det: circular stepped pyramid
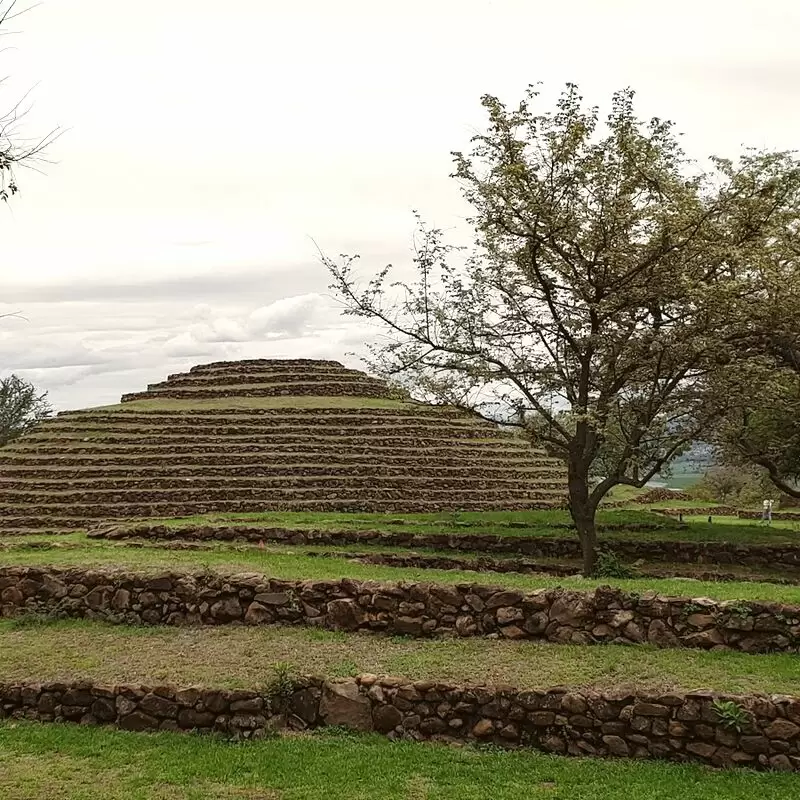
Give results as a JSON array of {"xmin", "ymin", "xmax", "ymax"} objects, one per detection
[{"xmin": 0, "ymin": 359, "xmax": 567, "ymax": 532}]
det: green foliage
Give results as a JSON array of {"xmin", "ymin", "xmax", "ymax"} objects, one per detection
[
  {"xmin": 325, "ymin": 80, "xmax": 800, "ymax": 574},
  {"xmin": 263, "ymin": 661, "xmax": 296, "ymax": 700},
  {"xmin": 711, "ymin": 699, "xmax": 750, "ymax": 732},
  {"xmin": 7, "ymin": 610, "xmax": 56, "ymax": 630},
  {"xmin": 591, "ymin": 549, "xmax": 636, "ymax": 579},
  {"xmin": 691, "ymin": 466, "xmax": 775, "ymax": 508},
  {"xmin": 681, "ymin": 603, "xmax": 706, "ymax": 617},
  {"xmin": 723, "ymin": 602, "xmax": 752, "ymax": 619},
  {"xmin": 329, "ymin": 659, "xmax": 359, "ymax": 677},
  {"xmin": 0, "ymin": 375, "xmax": 52, "ymax": 448}
]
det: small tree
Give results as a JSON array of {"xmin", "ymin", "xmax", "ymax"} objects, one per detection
[
  {"xmin": 692, "ymin": 465, "xmax": 773, "ymax": 507},
  {"xmin": 325, "ymin": 84, "xmax": 800, "ymax": 574},
  {"xmin": 0, "ymin": 374, "xmax": 52, "ymax": 446}
]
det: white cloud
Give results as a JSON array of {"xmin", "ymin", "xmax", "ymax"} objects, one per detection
[
  {"xmin": 1, "ymin": 0, "xmax": 797, "ymax": 408},
  {"xmin": 247, "ymin": 294, "xmax": 326, "ymax": 337}
]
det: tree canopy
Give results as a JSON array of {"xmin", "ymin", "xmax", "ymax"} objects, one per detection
[
  {"xmin": 325, "ymin": 83, "xmax": 800, "ymax": 574},
  {"xmin": 0, "ymin": 374, "xmax": 52, "ymax": 447}
]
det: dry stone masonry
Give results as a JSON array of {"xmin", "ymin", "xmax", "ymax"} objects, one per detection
[
  {"xmin": 0, "ymin": 359, "xmax": 566, "ymax": 532},
  {"xmin": 1, "ymin": 566, "xmax": 798, "ymax": 654},
  {"xmin": 2, "ymin": 676, "xmax": 799, "ymax": 771}
]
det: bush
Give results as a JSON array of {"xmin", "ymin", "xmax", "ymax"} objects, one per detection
[
  {"xmin": 691, "ymin": 466, "xmax": 774, "ymax": 508},
  {"xmin": 592, "ymin": 549, "xmax": 637, "ymax": 579}
]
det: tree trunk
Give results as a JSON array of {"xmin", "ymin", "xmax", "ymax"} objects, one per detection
[{"xmin": 567, "ymin": 470, "xmax": 598, "ymax": 576}]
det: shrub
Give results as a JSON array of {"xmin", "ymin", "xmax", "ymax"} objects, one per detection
[
  {"xmin": 712, "ymin": 699, "xmax": 750, "ymax": 732},
  {"xmin": 264, "ymin": 661, "xmax": 296, "ymax": 700},
  {"xmin": 592, "ymin": 549, "xmax": 637, "ymax": 579}
]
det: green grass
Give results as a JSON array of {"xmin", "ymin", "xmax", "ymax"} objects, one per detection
[
  {"xmin": 2, "ymin": 541, "xmax": 800, "ymax": 604},
  {"xmin": 0, "ymin": 721, "xmax": 797, "ymax": 799},
  {"xmin": 633, "ymin": 500, "xmax": 725, "ymax": 510},
  {"xmin": 119, "ymin": 508, "xmax": 800, "ymax": 545},
  {"xmin": 2, "ymin": 534, "xmax": 797, "ymax": 586},
  {"xmin": 1, "ymin": 619, "xmax": 798, "ymax": 695}
]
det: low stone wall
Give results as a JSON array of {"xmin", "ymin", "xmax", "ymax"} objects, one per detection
[
  {"xmin": 92, "ymin": 524, "xmax": 800, "ymax": 570},
  {"xmin": 1, "ymin": 566, "xmax": 798, "ymax": 653},
  {"xmin": 309, "ymin": 551, "xmax": 794, "ymax": 585},
  {"xmin": 655, "ymin": 507, "xmax": 738, "ymax": 517},
  {"xmin": 1, "ymin": 677, "xmax": 799, "ymax": 771}
]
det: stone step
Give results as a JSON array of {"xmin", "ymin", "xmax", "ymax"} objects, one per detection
[
  {"xmin": 0, "ymin": 494, "xmax": 557, "ymax": 523},
  {"xmin": 0, "ymin": 462, "xmax": 563, "ymax": 479},
  {"xmin": 121, "ymin": 381, "xmax": 393, "ymax": 403},
  {"xmin": 0, "ymin": 480, "xmax": 565, "ymax": 503}
]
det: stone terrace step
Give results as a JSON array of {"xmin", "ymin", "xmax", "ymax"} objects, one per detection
[
  {"xmin": 53, "ymin": 406, "xmax": 472, "ymax": 427},
  {"xmin": 0, "ymin": 463, "xmax": 562, "ymax": 480},
  {"xmin": 120, "ymin": 381, "xmax": 393, "ymax": 403},
  {"xmin": 0, "ymin": 496, "xmax": 556, "ymax": 522},
  {"xmin": 187, "ymin": 358, "xmax": 346, "ymax": 374},
  {"xmin": 13, "ymin": 433, "xmax": 515, "ymax": 451},
  {"xmin": 0, "ymin": 454, "xmax": 544, "ymax": 477},
  {"xmin": 0, "ymin": 445, "xmax": 540, "ymax": 460},
  {"xmin": 22, "ymin": 420, "xmax": 505, "ymax": 439},
  {"xmin": 0, "ymin": 479, "xmax": 566, "ymax": 496},
  {"xmin": 3, "ymin": 437, "xmax": 532, "ymax": 455},
  {"xmin": 156, "ymin": 369, "xmax": 373, "ymax": 389},
  {"xmin": 0, "ymin": 479, "xmax": 565, "ymax": 502},
  {"xmin": 36, "ymin": 411, "xmax": 496, "ymax": 429},
  {"xmin": 147, "ymin": 374, "xmax": 391, "ymax": 392},
  {"xmin": 0, "ymin": 462, "xmax": 564, "ymax": 478}
]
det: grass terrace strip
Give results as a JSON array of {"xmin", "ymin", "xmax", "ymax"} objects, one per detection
[
  {"xmin": 89, "ymin": 518, "xmax": 800, "ymax": 567},
  {"xmin": 3, "ymin": 544, "xmax": 800, "ymax": 603},
  {"xmin": 3, "ymin": 675, "xmax": 800, "ymax": 772},
  {"xmin": 2, "ymin": 619, "xmax": 799, "ymax": 695},
  {"xmin": 1, "ymin": 565, "xmax": 799, "ymax": 652},
  {"xmin": 2, "ymin": 722, "xmax": 798, "ymax": 799},
  {"xmin": 3, "ymin": 536, "xmax": 798, "ymax": 585}
]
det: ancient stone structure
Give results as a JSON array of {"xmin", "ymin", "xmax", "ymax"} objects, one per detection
[
  {"xmin": 2, "ymin": 677, "xmax": 799, "ymax": 771},
  {"xmin": 1, "ymin": 566, "xmax": 798, "ymax": 654},
  {"xmin": 0, "ymin": 359, "xmax": 566, "ymax": 533}
]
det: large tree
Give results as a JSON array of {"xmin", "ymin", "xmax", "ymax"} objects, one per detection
[
  {"xmin": 325, "ymin": 84, "xmax": 800, "ymax": 574},
  {"xmin": 712, "ymin": 251, "xmax": 800, "ymax": 497},
  {"xmin": 0, "ymin": 374, "xmax": 52, "ymax": 446}
]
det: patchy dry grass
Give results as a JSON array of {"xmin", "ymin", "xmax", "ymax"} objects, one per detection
[{"xmin": 1, "ymin": 619, "xmax": 799, "ymax": 696}]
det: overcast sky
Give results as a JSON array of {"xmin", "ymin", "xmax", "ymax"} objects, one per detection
[{"xmin": 2, "ymin": 0, "xmax": 799, "ymax": 409}]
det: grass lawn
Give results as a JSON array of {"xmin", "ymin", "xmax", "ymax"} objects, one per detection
[
  {"xmin": 122, "ymin": 509, "xmax": 800, "ymax": 545},
  {"xmin": 1, "ymin": 619, "xmax": 799, "ymax": 695},
  {"xmin": 2, "ymin": 540, "xmax": 800, "ymax": 604},
  {"xmin": 1, "ymin": 721, "xmax": 798, "ymax": 800},
  {"xmin": 6, "ymin": 535, "xmax": 798, "ymax": 585}
]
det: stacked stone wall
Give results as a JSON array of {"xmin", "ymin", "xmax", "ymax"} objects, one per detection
[
  {"xmin": 2, "ymin": 677, "xmax": 799, "ymax": 771},
  {"xmin": 1, "ymin": 566, "xmax": 798, "ymax": 653}
]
